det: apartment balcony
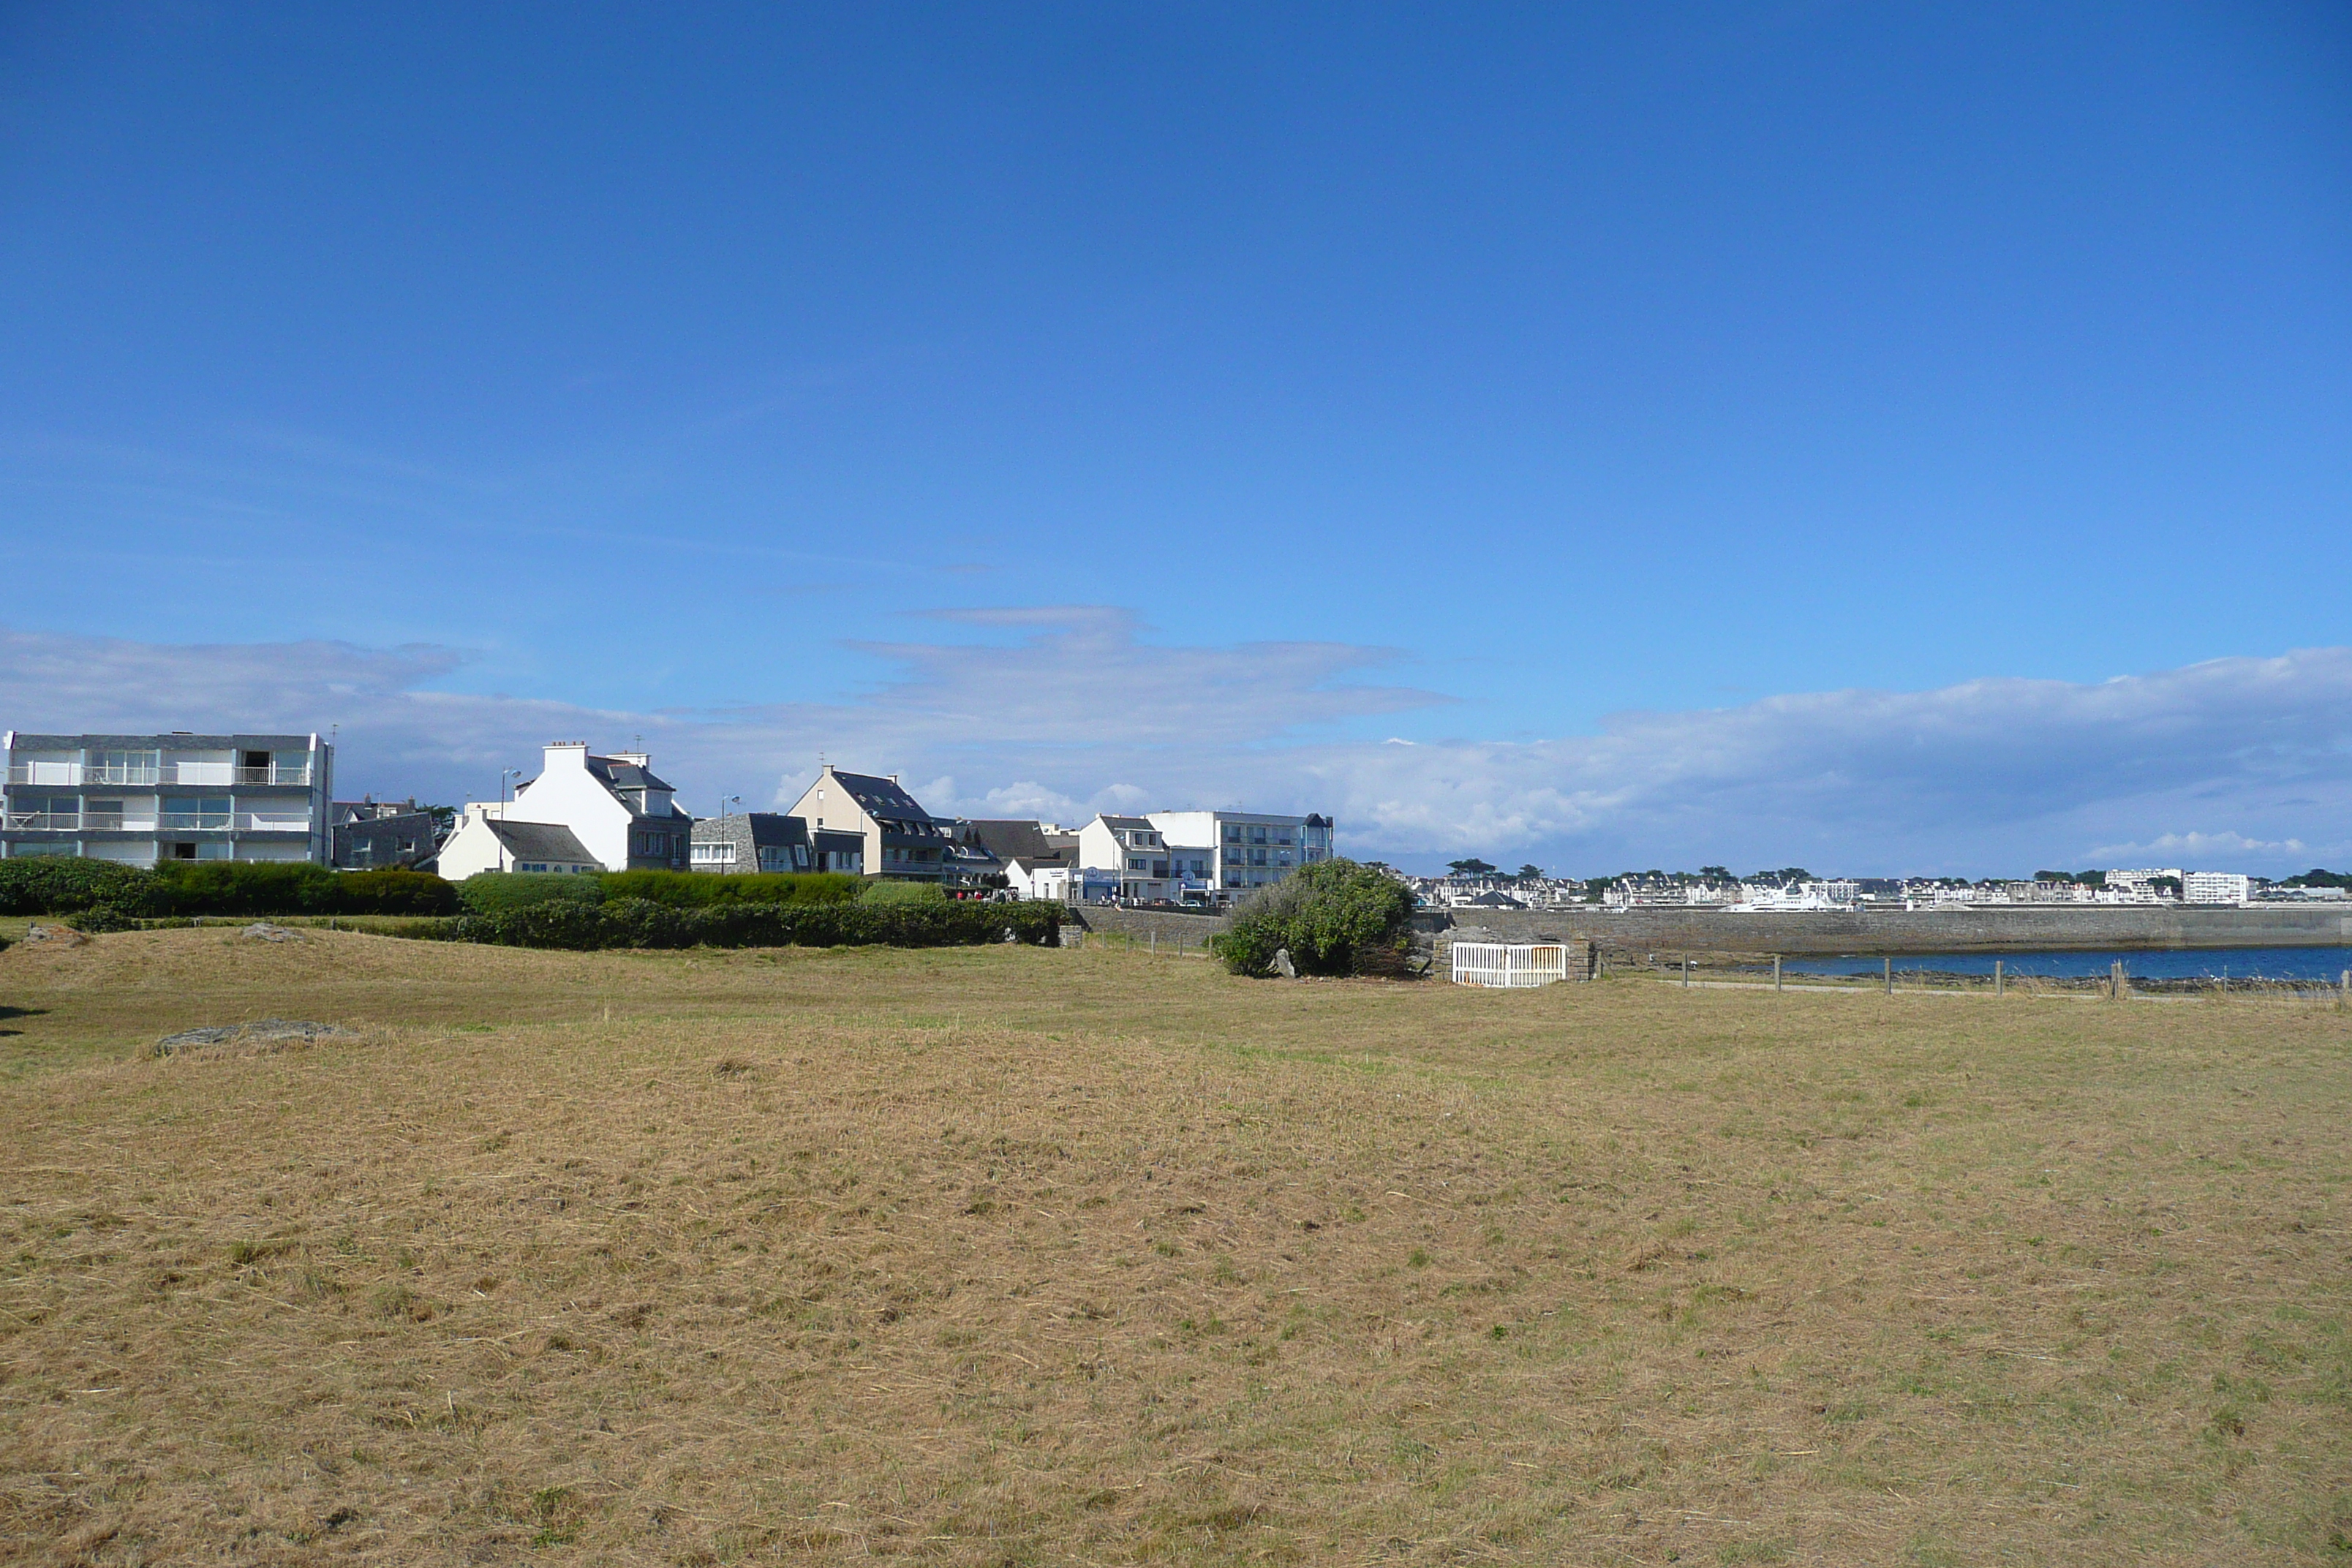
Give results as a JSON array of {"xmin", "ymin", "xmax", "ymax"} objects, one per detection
[
  {"xmin": 4, "ymin": 802, "xmax": 315, "ymax": 839},
  {"xmin": 5, "ymin": 764, "xmax": 313, "ymax": 788}
]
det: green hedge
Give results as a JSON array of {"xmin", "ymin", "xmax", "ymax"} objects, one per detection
[
  {"xmin": 0, "ymin": 858, "xmax": 154, "ymax": 916},
  {"xmin": 456, "ymin": 868, "xmax": 866, "ymax": 916},
  {"xmin": 1215, "ymin": 859, "xmax": 1417, "ymax": 978},
  {"xmin": 594, "ymin": 869, "xmax": 864, "ymax": 909},
  {"xmin": 452, "ymin": 895, "xmax": 1063, "ymax": 951},
  {"xmin": 0, "ymin": 859, "xmax": 459, "ymax": 921}
]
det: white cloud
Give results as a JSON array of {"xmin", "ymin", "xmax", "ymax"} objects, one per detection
[
  {"xmin": 6, "ymin": 617, "xmax": 2352, "ymax": 876},
  {"xmin": 2084, "ymin": 830, "xmax": 2310, "ymax": 863}
]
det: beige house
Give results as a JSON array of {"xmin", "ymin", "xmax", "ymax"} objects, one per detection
[{"xmin": 783, "ymin": 765, "xmax": 952, "ymax": 882}]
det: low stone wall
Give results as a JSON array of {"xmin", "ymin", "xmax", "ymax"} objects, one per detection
[
  {"xmin": 1417, "ymin": 904, "xmax": 2352, "ymax": 956},
  {"xmin": 1063, "ymin": 905, "xmax": 1228, "ymax": 949}
]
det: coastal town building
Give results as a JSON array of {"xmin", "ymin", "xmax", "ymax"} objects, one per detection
[
  {"xmin": 783, "ymin": 766, "xmax": 951, "ymax": 882},
  {"xmin": 437, "ymin": 742, "xmax": 693, "ymax": 879},
  {"xmin": 2181, "ymin": 871, "xmax": 2253, "ymax": 905},
  {"xmin": 329, "ymin": 796, "xmax": 441, "ymax": 870},
  {"xmin": 690, "ymin": 811, "xmax": 813, "ymax": 875},
  {"xmin": 1, "ymin": 730, "xmax": 333, "ymax": 865},
  {"xmin": 1146, "ymin": 810, "xmax": 1330, "ymax": 900}
]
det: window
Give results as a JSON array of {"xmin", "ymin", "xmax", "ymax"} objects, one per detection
[
  {"xmin": 1223, "ymin": 824, "xmax": 1242, "ymax": 843},
  {"xmin": 96, "ymin": 750, "xmax": 159, "ymax": 785},
  {"xmin": 10, "ymin": 842, "xmax": 76, "ymax": 858},
  {"xmin": 1128, "ymin": 856, "xmax": 1146, "ymax": 871},
  {"xmin": 1251, "ymin": 826, "xmax": 1267, "ymax": 844}
]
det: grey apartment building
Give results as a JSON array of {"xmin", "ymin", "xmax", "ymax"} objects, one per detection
[{"xmin": 1, "ymin": 731, "xmax": 334, "ymax": 866}]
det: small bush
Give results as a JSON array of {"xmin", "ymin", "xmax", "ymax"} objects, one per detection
[
  {"xmin": 456, "ymin": 872, "xmax": 608, "ymax": 916},
  {"xmin": 0, "ymin": 858, "xmax": 155, "ymax": 916},
  {"xmin": 1216, "ymin": 859, "xmax": 1417, "ymax": 979},
  {"xmin": 331, "ymin": 869, "xmax": 461, "ymax": 916},
  {"xmin": 598, "ymin": 869, "xmax": 863, "ymax": 908},
  {"xmin": 451, "ymin": 895, "xmax": 1062, "ymax": 951},
  {"xmin": 151, "ymin": 862, "xmax": 344, "ymax": 916},
  {"xmin": 859, "ymin": 878, "xmax": 948, "ymax": 908}
]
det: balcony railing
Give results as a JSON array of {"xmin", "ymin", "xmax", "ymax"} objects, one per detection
[
  {"xmin": 6, "ymin": 810, "xmax": 311, "ymax": 835},
  {"xmin": 5, "ymin": 763, "xmax": 312, "ymax": 787}
]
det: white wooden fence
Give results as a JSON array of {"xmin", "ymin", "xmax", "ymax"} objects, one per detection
[{"xmin": 1450, "ymin": 941, "xmax": 1571, "ymax": 988}]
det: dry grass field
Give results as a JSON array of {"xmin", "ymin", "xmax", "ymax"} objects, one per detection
[{"xmin": 0, "ymin": 928, "xmax": 2346, "ymax": 1566}]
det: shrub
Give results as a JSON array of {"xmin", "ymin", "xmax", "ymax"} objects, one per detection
[
  {"xmin": 451, "ymin": 895, "xmax": 1062, "ymax": 951},
  {"xmin": 331, "ymin": 869, "xmax": 461, "ymax": 916},
  {"xmin": 0, "ymin": 858, "xmax": 459, "ymax": 920},
  {"xmin": 1215, "ymin": 859, "xmax": 1417, "ymax": 979},
  {"xmin": 598, "ymin": 869, "xmax": 863, "ymax": 908},
  {"xmin": 456, "ymin": 872, "xmax": 608, "ymax": 916},
  {"xmin": 859, "ymin": 878, "xmax": 948, "ymax": 908},
  {"xmin": 0, "ymin": 858, "xmax": 155, "ymax": 916},
  {"xmin": 151, "ymin": 862, "xmax": 342, "ymax": 917}
]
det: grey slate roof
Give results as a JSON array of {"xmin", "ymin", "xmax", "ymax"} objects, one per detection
[
  {"xmin": 829, "ymin": 769, "xmax": 932, "ymax": 823},
  {"xmin": 487, "ymin": 820, "xmax": 598, "ymax": 865},
  {"xmin": 966, "ymin": 819, "xmax": 1063, "ymax": 865},
  {"xmin": 587, "ymin": 755, "xmax": 677, "ymax": 794}
]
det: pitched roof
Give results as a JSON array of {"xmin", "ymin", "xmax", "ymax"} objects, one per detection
[
  {"xmin": 827, "ymin": 769, "xmax": 932, "ymax": 822},
  {"xmin": 486, "ymin": 819, "xmax": 598, "ymax": 865},
  {"xmin": 966, "ymin": 819, "xmax": 1062, "ymax": 864},
  {"xmin": 584, "ymin": 755, "xmax": 675, "ymax": 792},
  {"xmin": 1095, "ymin": 813, "xmax": 1154, "ymax": 831}
]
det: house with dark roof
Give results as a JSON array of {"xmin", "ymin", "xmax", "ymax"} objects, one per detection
[
  {"xmin": 329, "ymin": 796, "xmax": 443, "ymax": 871},
  {"xmin": 690, "ymin": 811, "xmax": 813, "ymax": 875},
  {"xmin": 965, "ymin": 819, "xmax": 1108, "ymax": 900},
  {"xmin": 783, "ymin": 765, "xmax": 953, "ymax": 882},
  {"xmin": 437, "ymin": 742, "xmax": 694, "ymax": 879},
  {"xmin": 938, "ymin": 818, "xmax": 1009, "ymax": 892}
]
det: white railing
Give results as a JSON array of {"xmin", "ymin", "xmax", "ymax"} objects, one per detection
[
  {"xmin": 4, "ymin": 763, "xmax": 310, "ymax": 787},
  {"xmin": 240, "ymin": 814, "xmax": 311, "ymax": 832},
  {"xmin": 158, "ymin": 811, "xmax": 233, "ymax": 831},
  {"xmin": 3, "ymin": 812, "xmax": 77, "ymax": 831},
  {"xmin": 1451, "ymin": 942, "xmax": 1571, "ymax": 989}
]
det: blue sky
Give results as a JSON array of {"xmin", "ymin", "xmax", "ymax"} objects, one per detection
[{"xmin": 3, "ymin": 3, "xmax": 2349, "ymax": 874}]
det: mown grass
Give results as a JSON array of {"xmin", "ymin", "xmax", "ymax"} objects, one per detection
[{"xmin": 0, "ymin": 928, "xmax": 2345, "ymax": 1564}]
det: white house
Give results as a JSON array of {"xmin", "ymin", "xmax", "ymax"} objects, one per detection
[
  {"xmin": 1077, "ymin": 813, "xmax": 1177, "ymax": 900},
  {"xmin": 436, "ymin": 742, "xmax": 694, "ymax": 880}
]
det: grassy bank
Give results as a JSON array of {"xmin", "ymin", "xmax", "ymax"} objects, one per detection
[{"xmin": 0, "ymin": 930, "xmax": 2345, "ymax": 1563}]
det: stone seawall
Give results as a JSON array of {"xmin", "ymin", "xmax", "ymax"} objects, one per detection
[
  {"xmin": 1063, "ymin": 906, "xmax": 1228, "ymax": 947},
  {"xmin": 1416, "ymin": 904, "xmax": 2352, "ymax": 956}
]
